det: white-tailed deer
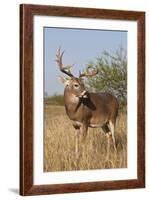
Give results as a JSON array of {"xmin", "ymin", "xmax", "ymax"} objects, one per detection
[{"xmin": 56, "ymin": 48, "xmax": 119, "ymax": 159}]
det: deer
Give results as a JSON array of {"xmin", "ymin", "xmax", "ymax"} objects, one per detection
[{"xmin": 55, "ymin": 48, "xmax": 119, "ymax": 160}]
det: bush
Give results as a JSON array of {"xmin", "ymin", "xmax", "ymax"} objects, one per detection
[{"xmin": 85, "ymin": 47, "xmax": 127, "ymax": 104}]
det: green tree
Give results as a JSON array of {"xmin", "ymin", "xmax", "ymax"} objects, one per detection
[{"xmin": 85, "ymin": 47, "xmax": 127, "ymax": 103}]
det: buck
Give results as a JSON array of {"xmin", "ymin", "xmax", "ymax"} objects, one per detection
[{"xmin": 56, "ymin": 48, "xmax": 119, "ymax": 159}]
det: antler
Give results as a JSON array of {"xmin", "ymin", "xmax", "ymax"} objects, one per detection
[
  {"xmin": 55, "ymin": 47, "xmax": 74, "ymax": 77},
  {"xmin": 79, "ymin": 66, "xmax": 98, "ymax": 78}
]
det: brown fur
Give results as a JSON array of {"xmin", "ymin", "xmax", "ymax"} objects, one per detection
[
  {"xmin": 62, "ymin": 77, "xmax": 119, "ymax": 159},
  {"xmin": 64, "ymin": 81, "xmax": 119, "ymax": 137}
]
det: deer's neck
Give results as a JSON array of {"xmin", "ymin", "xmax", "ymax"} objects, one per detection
[{"xmin": 64, "ymin": 89, "xmax": 82, "ymax": 120}]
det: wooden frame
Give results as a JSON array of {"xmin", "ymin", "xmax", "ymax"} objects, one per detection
[{"xmin": 20, "ymin": 4, "xmax": 145, "ymax": 196}]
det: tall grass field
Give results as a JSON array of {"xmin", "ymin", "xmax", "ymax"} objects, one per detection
[{"xmin": 44, "ymin": 101, "xmax": 127, "ymax": 172}]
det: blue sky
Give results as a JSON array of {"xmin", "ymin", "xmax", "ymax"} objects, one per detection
[{"xmin": 44, "ymin": 27, "xmax": 127, "ymax": 96}]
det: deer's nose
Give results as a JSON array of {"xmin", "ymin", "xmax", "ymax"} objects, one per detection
[{"xmin": 79, "ymin": 90, "xmax": 88, "ymax": 98}]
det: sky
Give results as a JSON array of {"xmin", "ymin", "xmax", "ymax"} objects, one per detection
[{"xmin": 44, "ymin": 27, "xmax": 127, "ymax": 96}]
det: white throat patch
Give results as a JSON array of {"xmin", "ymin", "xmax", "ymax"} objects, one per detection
[{"xmin": 69, "ymin": 94, "xmax": 79, "ymax": 103}]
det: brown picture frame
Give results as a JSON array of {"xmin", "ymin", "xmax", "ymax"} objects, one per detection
[{"xmin": 20, "ymin": 4, "xmax": 145, "ymax": 196}]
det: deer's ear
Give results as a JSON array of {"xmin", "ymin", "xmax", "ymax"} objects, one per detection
[{"xmin": 59, "ymin": 76, "xmax": 70, "ymax": 86}]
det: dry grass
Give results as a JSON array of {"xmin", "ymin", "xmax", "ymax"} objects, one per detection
[{"xmin": 44, "ymin": 105, "xmax": 127, "ymax": 172}]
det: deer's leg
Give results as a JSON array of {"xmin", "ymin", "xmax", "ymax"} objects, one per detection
[
  {"xmin": 75, "ymin": 128, "xmax": 80, "ymax": 158},
  {"xmin": 106, "ymin": 134, "xmax": 110, "ymax": 160},
  {"xmin": 102, "ymin": 124, "xmax": 111, "ymax": 160},
  {"xmin": 79, "ymin": 124, "xmax": 88, "ymax": 159},
  {"xmin": 72, "ymin": 122, "xmax": 81, "ymax": 159},
  {"xmin": 109, "ymin": 121, "xmax": 117, "ymax": 152},
  {"xmin": 80, "ymin": 124, "xmax": 88, "ymax": 144}
]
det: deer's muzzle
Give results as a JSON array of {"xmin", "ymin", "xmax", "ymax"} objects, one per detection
[{"xmin": 79, "ymin": 90, "xmax": 88, "ymax": 98}]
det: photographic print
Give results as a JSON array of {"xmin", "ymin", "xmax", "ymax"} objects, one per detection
[
  {"xmin": 20, "ymin": 4, "xmax": 145, "ymax": 195},
  {"xmin": 44, "ymin": 28, "xmax": 127, "ymax": 172}
]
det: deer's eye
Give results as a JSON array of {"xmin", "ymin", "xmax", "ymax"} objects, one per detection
[{"xmin": 74, "ymin": 84, "xmax": 79, "ymax": 88}]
